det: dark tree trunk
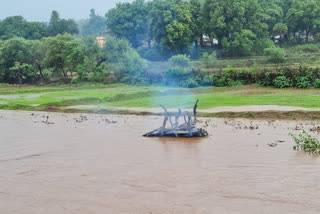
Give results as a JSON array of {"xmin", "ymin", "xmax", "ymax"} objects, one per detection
[
  {"xmin": 200, "ymin": 34, "xmax": 203, "ymax": 48},
  {"xmin": 279, "ymin": 34, "xmax": 282, "ymax": 47},
  {"xmin": 60, "ymin": 65, "xmax": 67, "ymax": 79},
  {"xmin": 18, "ymin": 68, "xmax": 22, "ymax": 88},
  {"xmin": 38, "ymin": 65, "xmax": 44, "ymax": 80}
]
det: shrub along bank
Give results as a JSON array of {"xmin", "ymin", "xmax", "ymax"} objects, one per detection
[{"xmin": 160, "ymin": 55, "xmax": 320, "ymax": 88}]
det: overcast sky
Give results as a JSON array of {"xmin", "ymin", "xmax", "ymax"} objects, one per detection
[{"xmin": 0, "ymin": 0, "xmax": 134, "ymax": 22}]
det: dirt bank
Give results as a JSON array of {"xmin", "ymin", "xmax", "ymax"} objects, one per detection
[
  {"xmin": 65, "ymin": 104, "xmax": 320, "ymax": 113},
  {"xmin": 1, "ymin": 110, "xmax": 320, "ymax": 214},
  {"xmin": 61, "ymin": 105, "xmax": 320, "ymax": 120}
]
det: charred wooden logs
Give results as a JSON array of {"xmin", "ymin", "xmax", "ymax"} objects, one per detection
[{"xmin": 143, "ymin": 100, "xmax": 208, "ymax": 138}]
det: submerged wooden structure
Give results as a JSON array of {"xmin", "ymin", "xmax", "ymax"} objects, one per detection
[{"xmin": 143, "ymin": 100, "xmax": 208, "ymax": 138}]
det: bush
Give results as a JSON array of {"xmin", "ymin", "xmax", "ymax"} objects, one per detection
[
  {"xmin": 258, "ymin": 72, "xmax": 274, "ymax": 86},
  {"xmin": 103, "ymin": 37, "xmax": 132, "ymax": 63},
  {"xmin": 202, "ymin": 74, "xmax": 216, "ymax": 86},
  {"xmin": 90, "ymin": 63, "xmax": 109, "ymax": 82},
  {"xmin": 190, "ymin": 47, "xmax": 206, "ymax": 60},
  {"xmin": 290, "ymin": 130, "xmax": 320, "ymax": 154},
  {"xmin": 314, "ymin": 79, "xmax": 320, "ymax": 88},
  {"xmin": 137, "ymin": 47, "xmax": 167, "ymax": 61},
  {"xmin": 254, "ymin": 39, "xmax": 275, "ymax": 55},
  {"xmin": 76, "ymin": 64, "xmax": 89, "ymax": 81},
  {"xmin": 119, "ymin": 49, "xmax": 148, "ymax": 84},
  {"xmin": 164, "ymin": 55, "xmax": 194, "ymax": 87},
  {"xmin": 168, "ymin": 55, "xmax": 191, "ymax": 68},
  {"xmin": 221, "ymin": 30, "xmax": 256, "ymax": 57},
  {"xmin": 221, "ymin": 67, "xmax": 255, "ymax": 85},
  {"xmin": 201, "ymin": 52, "xmax": 217, "ymax": 68},
  {"xmin": 228, "ymin": 80, "xmax": 244, "ymax": 87},
  {"xmin": 71, "ymin": 77, "xmax": 81, "ymax": 84},
  {"xmin": 296, "ymin": 76, "xmax": 311, "ymax": 88},
  {"xmin": 287, "ymin": 37, "xmax": 305, "ymax": 46},
  {"xmin": 181, "ymin": 78, "xmax": 199, "ymax": 88},
  {"xmin": 264, "ymin": 47, "xmax": 286, "ymax": 63},
  {"xmin": 292, "ymin": 44, "xmax": 319, "ymax": 53},
  {"xmin": 314, "ymin": 33, "xmax": 320, "ymax": 43},
  {"xmin": 212, "ymin": 76, "xmax": 244, "ymax": 87},
  {"xmin": 214, "ymin": 77, "xmax": 227, "ymax": 87},
  {"xmin": 42, "ymin": 69, "xmax": 53, "ymax": 80},
  {"xmin": 164, "ymin": 67, "xmax": 190, "ymax": 86},
  {"xmin": 103, "ymin": 36, "xmax": 148, "ymax": 84},
  {"xmin": 273, "ymin": 76, "xmax": 290, "ymax": 88}
]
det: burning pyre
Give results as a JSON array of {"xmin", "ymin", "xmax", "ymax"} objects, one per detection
[{"xmin": 143, "ymin": 100, "xmax": 208, "ymax": 138}]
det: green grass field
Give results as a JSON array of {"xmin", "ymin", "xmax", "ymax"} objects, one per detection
[{"xmin": 1, "ymin": 84, "xmax": 320, "ymax": 111}]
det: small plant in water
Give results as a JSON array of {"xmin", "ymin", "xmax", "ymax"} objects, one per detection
[{"xmin": 290, "ymin": 130, "xmax": 320, "ymax": 154}]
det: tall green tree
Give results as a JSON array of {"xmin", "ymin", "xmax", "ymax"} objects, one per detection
[
  {"xmin": 273, "ymin": 23, "xmax": 288, "ymax": 45},
  {"xmin": 103, "ymin": 36, "xmax": 147, "ymax": 83},
  {"xmin": 82, "ymin": 9, "xmax": 106, "ymax": 36},
  {"xmin": 44, "ymin": 34, "xmax": 83, "ymax": 79},
  {"xmin": 0, "ymin": 16, "xmax": 48, "ymax": 40},
  {"xmin": 287, "ymin": 0, "xmax": 320, "ymax": 42},
  {"xmin": 0, "ymin": 38, "xmax": 37, "ymax": 84},
  {"xmin": 258, "ymin": 0, "xmax": 284, "ymax": 35},
  {"xmin": 76, "ymin": 37, "xmax": 104, "ymax": 81},
  {"xmin": 149, "ymin": 0, "xmax": 194, "ymax": 54},
  {"xmin": 203, "ymin": 0, "xmax": 268, "ymax": 56},
  {"xmin": 190, "ymin": 0, "xmax": 204, "ymax": 47},
  {"xmin": 106, "ymin": 0, "xmax": 149, "ymax": 48},
  {"xmin": 48, "ymin": 11, "xmax": 79, "ymax": 36},
  {"xmin": 28, "ymin": 40, "xmax": 47, "ymax": 80}
]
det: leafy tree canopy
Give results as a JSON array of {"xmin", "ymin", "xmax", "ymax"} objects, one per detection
[
  {"xmin": 48, "ymin": 11, "xmax": 79, "ymax": 36},
  {"xmin": 106, "ymin": 0, "xmax": 149, "ymax": 48},
  {"xmin": 82, "ymin": 9, "xmax": 106, "ymax": 36},
  {"xmin": 149, "ymin": 0, "xmax": 194, "ymax": 54},
  {"xmin": 0, "ymin": 16, "xmax": 48, "ymax": 40}
]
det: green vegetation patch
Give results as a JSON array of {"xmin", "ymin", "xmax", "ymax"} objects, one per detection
[{"xmin": 290, "ymin": 130, "xmax": 320, "ymax": 154}]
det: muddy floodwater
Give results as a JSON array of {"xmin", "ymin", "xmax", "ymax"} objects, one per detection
[{"xmin": 1, "ymin": 110, "xmax": 320, "ymax": 214}]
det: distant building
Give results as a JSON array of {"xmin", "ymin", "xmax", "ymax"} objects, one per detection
[
  {"xmin": 140, "ymin": 39, "xmax": 156, "ymax": 48},
  {"xmin": 96, "ymin": 36, "xmax": 107, "ymax": 48},
  {"xmin": 197, "ymin": 35, "xmax": 218, "ymax": 47}
]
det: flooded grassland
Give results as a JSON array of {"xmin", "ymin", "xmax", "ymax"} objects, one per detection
[{"xmin": 1, "ymin": 110, "xmax": 320, "ymax": 214}]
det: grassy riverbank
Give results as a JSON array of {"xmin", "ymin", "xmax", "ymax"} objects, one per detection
[{"xmin": 1, "ymin": 84, "xmax": 320, "ymax": 120}]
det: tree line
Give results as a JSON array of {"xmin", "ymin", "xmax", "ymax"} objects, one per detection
[
  {"xmin": 2, "ymin": 0, "xmax": 320, "ymax": 57},
  {"xmin": 105, "ymin": 0, "xmax": 320, "ymax": 57},
  {"xmin": 1, "ymin": 0, "xmax": 320, "ymax": 85},
  {"xmin": 0, "ymin": 34, "xmax": 149, "ymax": 84}
]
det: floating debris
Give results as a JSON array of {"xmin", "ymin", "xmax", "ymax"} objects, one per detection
[
  {"xmin": 310, "ymin": 126, "xmax": 320, "ymax": 132},
  {"xmin": 294, "ymin": 124, "xmax": 303, "ymax": 130},
  {"xmin": 268, "ymin": 143, "xmax": 278, "ymax": 147},
  {"xmin": 105, "ymin": 118, "xmax": 117, "ymax": 124},
  {"xmin": 75, "ymin": 115, "xmax": 88, "ymax": 123},
  {"xmin": 42, "ymin": 116, "xmax": 55, "ymax": 125}
]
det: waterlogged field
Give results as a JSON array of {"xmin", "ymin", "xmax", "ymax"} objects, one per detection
[{"xmin": 1, "ymin": 84, "xmax": 320, "ymax": 119}]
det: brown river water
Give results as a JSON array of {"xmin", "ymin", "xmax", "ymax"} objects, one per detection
[{"xmin": 1, "ymin": 110, "xmax": 320, "ymax": 214}]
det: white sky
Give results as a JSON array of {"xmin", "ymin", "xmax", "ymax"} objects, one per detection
[{"xmin": 0, "ymin": 0, "xmax": 134, "ymax": 22}]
